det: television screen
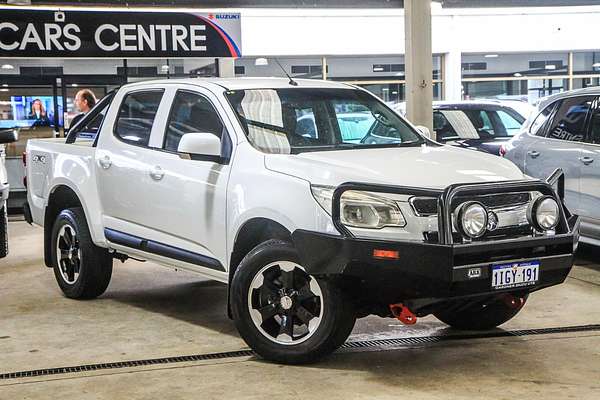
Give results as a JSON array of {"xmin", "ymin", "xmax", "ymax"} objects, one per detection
[{"xmin": 0, "ymin": 96, "xmax": 63, "ymax": 129}]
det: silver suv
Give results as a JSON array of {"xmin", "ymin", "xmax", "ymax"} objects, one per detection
[
  {"xmin": 0, "ymin": 128, "xmax": 18, "ymax": 257},
  {"xmin": 504, "ymin": 87, "xmax": 600, "ymax": 246}
]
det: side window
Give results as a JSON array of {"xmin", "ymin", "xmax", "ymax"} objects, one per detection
[
  {"xmin": 114, "ymin": 90, "xmax": 164, "ymax": 147},
  {"xmin": 546, "ymin": 96, "xmax": 594, "ymax": 142},
  {"xmin": 496, "ymin": 110, "xmax": 523, "ymax": 136},
  {"xmin": 164, "ymin": 91, "xmax": 223, "ymax": 152},
  {"xmin": 586, "ymin": 99, "xmax": 600, "ymax": 145},
  {"xmin": 295, "ymin": 107, "xmax": 317, "ymax": 138},
  {"xmin": 530, "ymin": 102, "xmax": 559, "ymax": 137}
]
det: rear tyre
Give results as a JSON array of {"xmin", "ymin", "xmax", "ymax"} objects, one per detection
[
  {"xmin": 231, "ymin": 240, "xmax": 356, "ymax": 364},
  {"xmin": 434, "ymin": 293, "xmax": 529, "ymax": 330},
  {"xmin": 0, "ymin": 205, "xmax": 7, "ymax": 258},
  {"xmin": 50, "ymin": 207, "xmax": 112, "ymax": 299}
]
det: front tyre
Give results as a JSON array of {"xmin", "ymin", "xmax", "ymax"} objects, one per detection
[
  {"xmin": 434, "ymin": 293, "xmax": 529, "ymax": 330},
  {"xmin": 50, "ymin": 207, "xmax": 112, "ymax": 299},
  {"xmin": 231, "ymin": 240, "xmax": 356, "ymax": 364}
]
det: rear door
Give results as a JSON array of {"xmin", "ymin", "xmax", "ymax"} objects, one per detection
[
  {"xmin": 524, "ymin": 95, "xmax": 595, "ymax": 216},
  {"xmin": 129, "ymin": 85, "xmax": 234, "ymax": 275}
]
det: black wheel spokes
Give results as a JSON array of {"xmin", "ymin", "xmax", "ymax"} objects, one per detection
[
  {"xmin": 56, "ymin": 225, "xmax": 80, "ymax": 284},
  {"xmin": 249, "ymin": 261, "xmax": 324, "ymax": 345},
  {"xmin": 278, "ymin": 312, "xmax": 295, "ymax": 339}
]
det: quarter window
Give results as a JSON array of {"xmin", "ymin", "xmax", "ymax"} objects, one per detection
[
  {"xmin": 164, "ymin": 91, "xmax": 223, "ymax": 152},
  {"xmin": 114, "ymin": 90, "xmax": 164, "ymax": 147},
  {"xmin": 530, "ymin": 102, "xmax": 558, "ymax": 137},
  {"xmin": 546, "ymin": 96, "xmax": 594, "ymax": 142}
]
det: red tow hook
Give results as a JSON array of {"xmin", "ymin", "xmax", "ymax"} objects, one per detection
[
  {"xmin": 500, "ymin": 294, "xmax": 525, "ymax": 310},
  {"xmin": 389, "ymin": 303, "xmax": 417, "ymax": 325}
]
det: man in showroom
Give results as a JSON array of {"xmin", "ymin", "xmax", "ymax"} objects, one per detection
[{"xmin": 70, "ymin": 89, "xmax": 96, "ymax": 129}]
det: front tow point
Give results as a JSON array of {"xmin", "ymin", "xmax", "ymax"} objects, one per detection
[{"xmin": 389, "ymin": 303, "xmax": 417, "ymax": 325}]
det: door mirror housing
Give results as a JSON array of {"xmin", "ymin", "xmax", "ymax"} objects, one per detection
[
  {"xmin": 177, "ymin": 132, "xmax": 221, "ymax": 158},
  {"xmin": 0, "ymin": 128, "xmax": 18, "ymax": 144},
  {"xmin": 415, "ymin": 125, "xmax": 432, "ymax": 140}
]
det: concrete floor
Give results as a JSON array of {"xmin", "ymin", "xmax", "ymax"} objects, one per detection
[{"xmin": 1, "ymin": 221, "xmax": 599, "ymax": 399}]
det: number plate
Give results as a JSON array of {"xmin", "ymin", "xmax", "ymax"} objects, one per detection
[{"xmin": 491, "ymin": 261, "xmax": 539, "ymax": 290}]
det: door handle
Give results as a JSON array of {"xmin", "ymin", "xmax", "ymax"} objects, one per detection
[
  {"xmin": 527, "ymin": 150, "xmax": 540, "ymax": 159},
  {"xmin": 579, "ymin": 156, "xmax": 595, "ymax": 165},
  {"xmin": 98, "ymin": 155, "xmax": 112, "ymax": 169},
  {"xmin": 149, "ymin": 166, "xmax": 165, "ymax": 181}
]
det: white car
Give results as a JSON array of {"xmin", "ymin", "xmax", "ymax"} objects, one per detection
[
  {"xmin": 24, "ymin": 78, "xmax": 578, "ymax": 364},
  {"xmin": 0, "ymin": 128, "xmax": 18, "ymax": 258}
]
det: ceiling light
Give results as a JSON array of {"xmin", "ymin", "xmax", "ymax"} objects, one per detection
[
  {"xmin": 1, "ymin": 64, "xmax": 14, "ymax": 70},
  {"xmin": 0, "ymin": 89, "xmax": 9, "ymax": 92},
  {"xmin": 593, "ymin": 62, "xmax": 600, "ymax": 68},
  {"xmin": 254, "ymin": 58, "xmax": 269, "ymax": 66},
  {"xmin": 545, "ymin": 65, "xmax": 556, "ymax": 70},
  {"xmin": 161, "ymin": 65, "xmax": 170, "ymax": 71},
  {"xmin": 485, "ymin": 54, "xmax": 499, "ymax": 58},
  {"xmin": 373, "ymin": 67, "xmax": 384, "ymax": 72},
  {"xmin": 1, "ymin": 84, "xmax": 7, "ymax": 87},
  {"xmin": 514, "ymin": 72, "xmax": 523, "ymax": 77},
  {"xmin": 71, "ymin": 83, "xmax": 78, "ymax": 87}
]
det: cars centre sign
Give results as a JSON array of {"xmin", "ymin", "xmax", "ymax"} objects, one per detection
[{"xmin": 0, "ymin": 8, "xmax": 241, "ymax": 58}]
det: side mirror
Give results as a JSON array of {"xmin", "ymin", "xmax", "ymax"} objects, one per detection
[
  {"xmin": 177, "ymin": 132, "xmax": 221, "ymax": 157},
  {"xmin": 0, "ymin": 128, "xmax": 18, "ymax": 144},
  {"xmin": 415, "ymin": 125, "xmax": 432, "ymax": 140}
]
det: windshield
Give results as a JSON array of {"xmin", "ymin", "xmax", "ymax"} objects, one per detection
[{"xmin": 226, "ymin": 88, "xmax": 424, "ymax": 154}]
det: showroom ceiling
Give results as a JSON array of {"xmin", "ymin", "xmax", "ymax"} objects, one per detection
[{"xmin": 3, "ymin": 0, "xmax": 600, "ymax": 8}]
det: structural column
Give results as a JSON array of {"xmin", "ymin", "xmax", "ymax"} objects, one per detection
[
  {"xmin": 405, "ymin": 0, "xmax": 434, "ymax": 137},
  {"xmin": 217, "ymin": 58, "xmax": 235, "ymax": 78},
  {"xmin": 444, "ymin": 50, "xmax": 463, "ymax": 102}
]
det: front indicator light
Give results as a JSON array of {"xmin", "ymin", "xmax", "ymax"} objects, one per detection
[{"xmin": 373, "ymin": 249, "xmax": 400, "ymax": 260}]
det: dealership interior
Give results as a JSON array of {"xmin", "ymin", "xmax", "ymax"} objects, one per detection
[{"xmin": 1, "ymin": 0, "xmax": 600, "ymax": 399}]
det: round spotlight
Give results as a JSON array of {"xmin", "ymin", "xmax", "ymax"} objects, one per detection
[
  {"xmin": 456, "ymin": 201, "xmax": 488, "ymax": 239},
  {"xmin": 528, "ymin": 196, "xmax": 559, "ymax": 231}
]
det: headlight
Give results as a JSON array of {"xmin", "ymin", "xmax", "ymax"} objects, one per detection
[
  {"xmin": 311, "ymin": 185, "xmax": 406, "ymax": 229},
  {"xmin": 455, "ymin": 201, "xmax": 488, "ymax": 239},
  {"xmin": 528, "ymin": 196, "xmax": 559, "ymax": 231}
]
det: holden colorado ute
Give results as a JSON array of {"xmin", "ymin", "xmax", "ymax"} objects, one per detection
[{"xmin": 24, "ymin": 78, "xmax": 579, "ymax": 364}]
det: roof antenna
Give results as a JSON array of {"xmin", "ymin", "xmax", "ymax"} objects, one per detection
[{"xmin": 274, "ymin": 58, "xmax": 298, "ymax": 86}]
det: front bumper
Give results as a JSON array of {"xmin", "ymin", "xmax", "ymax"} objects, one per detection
[
  {"xmin": 292, "ymin": 216, "xmax": 578, "ymax": 303},
  {"xmin": 293, "ymin": 170, "xmax": 579, "ymax": 305}
]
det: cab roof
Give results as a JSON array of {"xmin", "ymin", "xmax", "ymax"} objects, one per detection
[{"xmin": 124, "ymin": 77, "xmax": 353, "ymax": 91}]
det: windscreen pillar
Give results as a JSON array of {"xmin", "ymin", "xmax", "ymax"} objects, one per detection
[
  {"xmin": 444, "ymin": 51, "xmax": 463, "ymax": 102},
  {"xmin": 216, "ymin": 58, "xmax": 235, "ymax": 78},
  {"xmin": 405, "ymin": 0, "xmax": 434, "ymax": 138}
]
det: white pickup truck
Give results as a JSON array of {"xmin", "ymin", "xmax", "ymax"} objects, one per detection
[{"xmin": 24, "ymin": 78, "xmax": 579, "ymax": 364}]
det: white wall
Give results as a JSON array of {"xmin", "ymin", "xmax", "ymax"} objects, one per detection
[{"xmin": 241, "ymin": 6, "xmax": 600, "ymax": 56}]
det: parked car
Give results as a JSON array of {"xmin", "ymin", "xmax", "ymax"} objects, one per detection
[
  {"xmin": 0, "ymin": 128, "xmax": 18, "ymax": 258},
  {"xmin": 393, "ymin": 100, "xmax": 534, "ymax": 155},
  {"xmin": 24, "ymin": 78, "xmax": 578, "ymax": 364},
  {"xmin": 504, "ymin": 87, "xmax": 600, "ymax": 246}
]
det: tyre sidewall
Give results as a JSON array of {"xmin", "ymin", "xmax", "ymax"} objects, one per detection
[{"xmin": 231, "ymin": 240, "xmax": 354, "ymax": 364}]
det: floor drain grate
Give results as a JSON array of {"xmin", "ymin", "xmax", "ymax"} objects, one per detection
[{"xmin": 2, "ymin": 324, "xmax": 599, "ymax": 381}]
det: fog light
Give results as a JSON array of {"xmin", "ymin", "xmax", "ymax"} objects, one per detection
[
  {"xmin": 528, "ymin": 196, "xmax": 559, "ymax": 231},
  {"xmin": 456, "ymin": 201, "xmax": 488, "ymax": 239}
]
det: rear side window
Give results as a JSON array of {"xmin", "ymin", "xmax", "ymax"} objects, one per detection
[
  {"xmin": 164, "ymin": 91, "xmax": 223, "ymax": 152},
  {"xmin": 496, "ymin": 110, "xmax": 523, "ymax": 136},
  {"xmin": 586, "ymin": 98, "xmax": 600, "ymax": 145},
  {"xmin": 114, "ymin": 90, "xmax": 164, "ymax": 147},
  {"xmin": 546, "ymin": 96, "xmax": 594, "ymax": 142},
  {"xmin": 530, "ymin": 102, "xmax": 558, "ymax": 137}
]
